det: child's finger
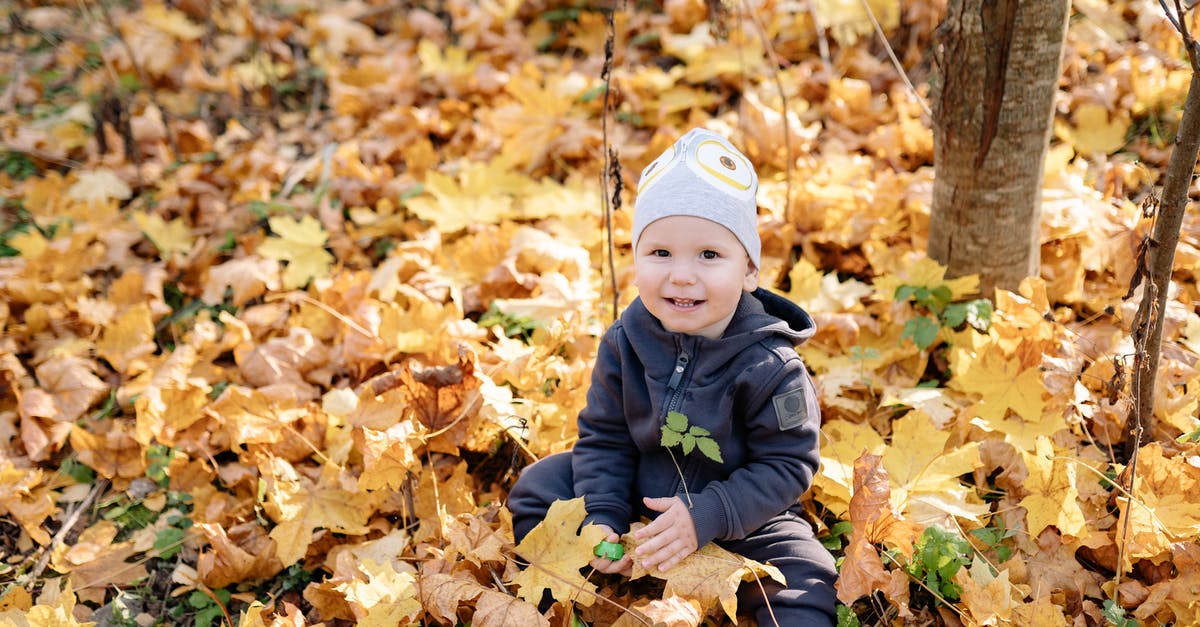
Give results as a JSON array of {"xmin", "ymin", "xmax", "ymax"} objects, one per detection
[{"xmin": 642, "ymin": 496, "xmax": 673, "ymax": 512}]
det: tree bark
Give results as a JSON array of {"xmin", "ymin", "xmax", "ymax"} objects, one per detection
[{"xmin": 928, "ymin": 0, "xmax": 1070, "ymax": 298}]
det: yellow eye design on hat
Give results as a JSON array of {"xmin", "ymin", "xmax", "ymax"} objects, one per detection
[
  {"xmin": 693, "ymin": 139, "xmax": 753, "ymax": 193},
  {"xmin": 637, "ymin": 145, "xmax": 676, "ymax": 195}
]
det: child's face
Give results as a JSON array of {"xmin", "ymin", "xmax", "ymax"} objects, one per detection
[{"xmin": 633, "ymin": 215, "xmax": 758, "ymax": 339}]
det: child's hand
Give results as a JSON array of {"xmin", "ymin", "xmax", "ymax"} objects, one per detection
[
  {"xmin": 633, "ymin": 496, "xmax": 698, "ymax": 572},
  {"xmin": 589, "ymin": 526, "xmax": 632, "ymax": 576}
]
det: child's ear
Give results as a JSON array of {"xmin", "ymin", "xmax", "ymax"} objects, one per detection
[{"xmin": 742, "ymin": 261, "xmax": 759, "ymax": 292}]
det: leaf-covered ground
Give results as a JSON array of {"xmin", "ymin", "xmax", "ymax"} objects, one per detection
[{"xmin": 2, "ymin": 0, "xmax": 1200, "ymax": 625}]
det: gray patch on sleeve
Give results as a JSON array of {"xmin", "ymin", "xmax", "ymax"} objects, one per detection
[{"xmin": 772, "ymin": 388, "xmax": 808, "ymax": 431}]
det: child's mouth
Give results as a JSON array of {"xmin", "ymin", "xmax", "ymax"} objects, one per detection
[{"xmin": 667, "ymin": 298, "xmax": 703, "ymax": 309}]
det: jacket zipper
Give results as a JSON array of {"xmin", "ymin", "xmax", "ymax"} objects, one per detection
[
  {"xmin": 664, "ymin": 343, "xmax": 693, "ymax": 500},
  {"xmin": 665, "ymin": 348, "xmax": 691, "ymax": 412}
]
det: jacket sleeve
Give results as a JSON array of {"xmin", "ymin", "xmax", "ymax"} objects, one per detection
[
  {"xmin": 571, "ymin": 327, "xmax": 638, "ymax": 534},
  {"xmin": 688, "ymin": 358, "xmax": 822, "ymax": 547}
]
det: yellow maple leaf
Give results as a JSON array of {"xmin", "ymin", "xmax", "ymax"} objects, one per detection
[
  {"xmin": 1115, "ymin": 443, "xmax": 1200, "ymax": 568},
  {"xmin": 510, "ymin": 496, "xmax": 608, "ymax": 607},
  {"xmin": 96, "ymin": 302, "xmax": 155, "ymax": 375},
  {"xmin": 882, "ymin": 412, "xmax": 987, "ymax": 524},
  {"xmin": 7, "ymin": 229, "xmax": 48, "ymax": 258},
  {"xmin": 950, "ymin": 346, "xmax": 1046, "ymax": 423},
  {"xmin": 954, "ymin": 558, "xmax": 1026, "ymax": 626},
  {"xmin": 356, "ymin": 421, "xmax": 424, "ymax": 491},
  {"xmin": 445, "ymin": 514, "xmax": 509, "ymax": 568},
  {"xmin": 6, "ymin": 581, "xmax": 89, "ymax": 627},
  {"xmin": 263, "ymin": 459, "xmax": 378, "ymax": 567},
  {"xmin": 208, "ymin": 386, "xmax": 309, "ymax": 449},
  {"xmin": 134, "ymin": 382, "xmax": 210, "ymax": 447},
  {"xmin": 134, "ymin": 216, "xmax": 188, "ymax": 259},
  {"xmin": 624, "ymin": 523, "xmax": 785, "ymax": 622},
  {"xmin": 1061, "ymin": 103, "xmax": 1129, "ymax": 156},
  {"xmin": 813, "ymin": 0, "xmax": 901, "ymax": 47},
  {"xmin": 195, "ymin": 521, "xmax": 285, "ymax": 588},
  {"xmin": 0, "ymin": 461, "xmax": 56, "ymax": 545},
  {"xmin": 34, "ymin": 355, "xmax": 108, "ymax": 424},
  {"xmin": 141, "ymin": 2, "xmax": 205, "ymax": 40},
  {"xmin": 405, "ymin": 159, "xmax": 531, "ymax": 233},
  {"xmin": 413, "ymin": 460, "xmax": 477, "ymax": 543},
  {"xmin": 419, "ymin": 573, "xmax": 546, "ymax": 627},
  {"xmin": 334, "ymin": 559, "xmax": 422, "ymax": 626},
  {"xmin": 799, "ymin": 264, "xmax": 873, "ymax": 315},
  {"xmin": 417, "ymin": 38, "xmax": 477, "ymax": 79},
  {"xmin": 1019, "ymin": 437, "xmax": 1087, "ymax": 538},
  {"xmin": 257, "ymin": 215, "xmax": 334, "ymax": 289},
  {"xmin": 1010, "ymin": 595, "xmax": 1069, "ymax": 627},
  {"xmin": 202, "ymin": 256, "xmax": 280, "ymax": 306},
  {"xmin": 872, "ymin": 257, "xmax": 980, "ymax": 302},
  {"xmin": 69, "ymin": 419, "xmax": 145, "ymax": 481},
  {"xmin": 66, "ymin": 168, "xmax": 130, "ymax": 206}
]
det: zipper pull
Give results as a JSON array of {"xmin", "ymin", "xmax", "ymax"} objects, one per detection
[{"xmin": 666, "ymin": 350, "xmax": 690, "ymax": 390}]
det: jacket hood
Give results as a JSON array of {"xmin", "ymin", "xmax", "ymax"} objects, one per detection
[{"xmin": 622, "ymin": 287, "xmax": 815, "ymax": 378}]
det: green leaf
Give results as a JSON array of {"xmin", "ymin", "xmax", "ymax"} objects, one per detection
[
  {"xmin": 941, "ymin": 299, "xmax": 993, "ymax": 332},
  {"xmin": 900, "ymin": 316, "xmax": 939, "ymax": 350},
  {"xmin": 836, "ymin": 604, "xmax": 861, "ymax": 627},
  {"xmin": 688, "ymin": 425, "xmax": 710, "ymax": 437},
  {"xmin": 665, "ymin": 411, "xmax": 689, "ymax": 432},
  {"xmin": 154, "ymin": 526, "xmax": 186, "ymax": 559},
  {"xmin": 963, "ymin": 299, "xmax": 993, "ymax": 331},
  {"xmin": 660, "ymin": 428, "xmax": 683, "ymax": 448},
  {"xmin": 929, "ymin": 285, "xmax": 953, "ymax": 310},
  {"xmin": 1102, "ymin": 599, "xmax": 1138, "ymax": 627},
  {"xmin": 894, "ymin": 285, "xmax": 917, "ymax": 303},
  {"xmin": 681, "ymin": 434, "xmax": 696, "ymax": 455},
  {"xmin": 696, "ymin": 437, "xmax": 723, "ymax": 463}
]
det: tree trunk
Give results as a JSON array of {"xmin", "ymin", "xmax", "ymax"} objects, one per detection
[{"xmin": 928, "ymin": 0, "xmax": 1070, "ymax": 298}]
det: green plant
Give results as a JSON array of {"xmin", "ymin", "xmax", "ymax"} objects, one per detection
[
  {"xmin": 820, "ymin": 520, "xmax": 854, "ymax": 553},
  {"xmin": 969, "ymin": 518, "xmax": 1016, "ymax": 562},
  {"xmin": 836, "ymin": 604, "xmax": 862, "ymax": 627},
  {"xmin": 479, "ymin": 303, "xmax": 541, "ymax": 342},
  {"xmin": 659, "ymin": 411, "xmax": 724, "ymax": 508},
  {"xmin": 895, "ymin": 284, "xmax": 992, "ymax": 350},
  {"xmin": 660, "ymin": 411, "xmax": 723, "ymax": 463},
  {"xmin": 1, "ymin": 151, "xmax": 38, "ymax": 181},
  {"xmin": 1102, "ymin": 599, "xmax": 1138, "ymax": 626},
  {"xmin": 168, "ymin": 588, "xmax": 231, "ymax": 627},
  {"xmin": 903, "ymin": 525, "xmax": 971, "ymax": 603}
]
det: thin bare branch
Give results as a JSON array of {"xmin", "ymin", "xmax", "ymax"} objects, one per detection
[{"xmin": 859, "ymin": 0, "xmax": 933, "ymax": 118}]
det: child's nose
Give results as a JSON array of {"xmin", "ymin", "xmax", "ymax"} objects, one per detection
[{"xmin": 669, "ymin": 263, "xmax": 697, "ymax": 285}]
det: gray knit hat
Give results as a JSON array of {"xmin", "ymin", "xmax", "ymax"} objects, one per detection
[{"xmin": 632, "ymin": 127, "xmax": 760, "ymax": 268}]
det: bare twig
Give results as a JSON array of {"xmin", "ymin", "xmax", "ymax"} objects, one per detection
[
  {"xmin": 741, "ymin": 1, "xmax": 794, "ymax": 222},
  {"xmin": 0, "ymin": 143, "xmax": 85, "ymax": 170},
  {"xmin": 22, "ymin": 478, "xmax": 110, "ymax": 590},
  {"xmin": 807, "ymin": 0, "xmax": 833, "ymax": 73},
  {"xmin": 600, "ymin": 0, "xmax": 622, "ymax": 324},
  {"xmin": 858, "ymin": 0, "xmax": 933, "ymax": 117}
]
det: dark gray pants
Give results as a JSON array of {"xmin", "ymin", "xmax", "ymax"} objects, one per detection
[{"xmin": 507, "ymin": 452, "xmax": 838, "ymax": 626}]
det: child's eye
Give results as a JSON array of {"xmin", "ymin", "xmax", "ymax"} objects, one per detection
[
  {"xmin": 651, "ymin": 249, "xmax": 670, "ymax": 257},
  {"xmin": 700, "ymin": 250, "xmax": 719, "ymax": 260}
]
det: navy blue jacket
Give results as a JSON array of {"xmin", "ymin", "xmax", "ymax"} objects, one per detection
[{"xmin": 573, "ymin": 287, "xmax": 822, "ymax": 548}]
